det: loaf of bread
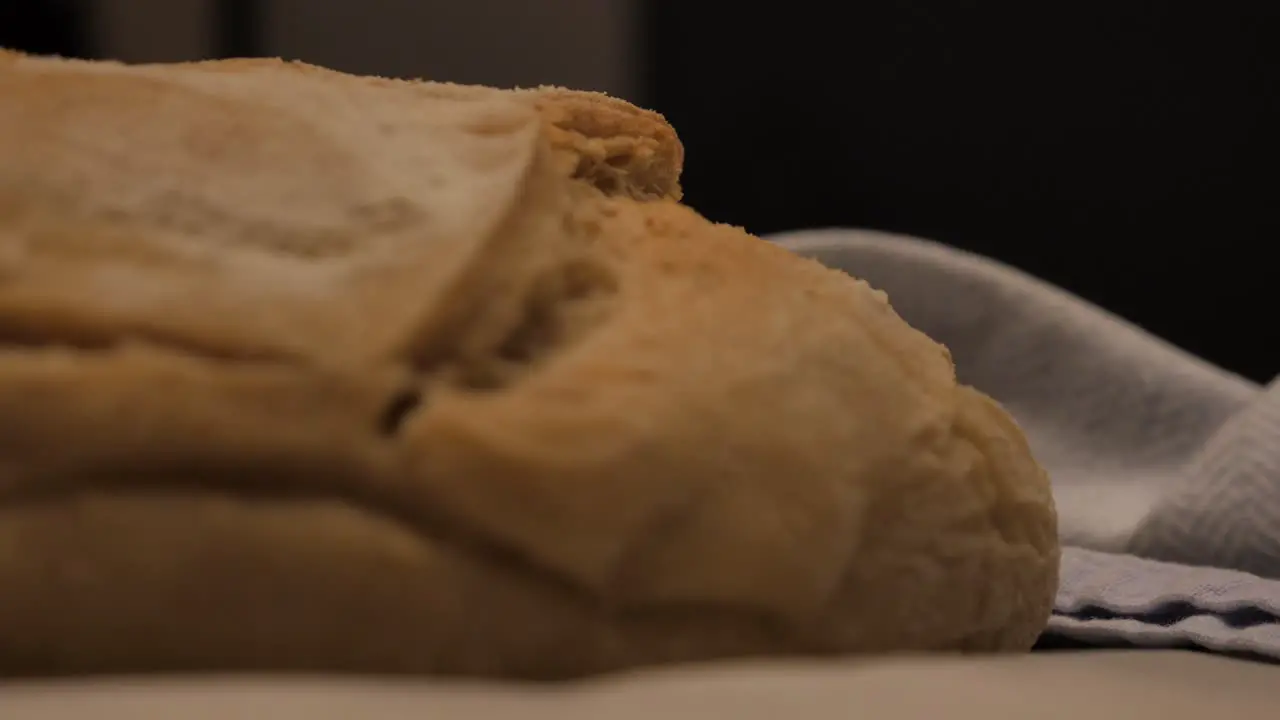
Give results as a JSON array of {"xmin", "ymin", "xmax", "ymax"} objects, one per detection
[{"xmin": 0, "ymin": 50, "xmax": 1059, "ymax": 679}]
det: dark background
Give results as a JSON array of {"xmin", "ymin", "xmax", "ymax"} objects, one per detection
[
  {"xmin": 3, "ymin": 0, "xmax": 1276, "ymax": 382},
  {"xmin": 0, "ymin": 1, "xmax": 87, "ymax": 56},
  {"xmin": 646, "ymin": 1, "xmax": 1278, "ymax": 384}
]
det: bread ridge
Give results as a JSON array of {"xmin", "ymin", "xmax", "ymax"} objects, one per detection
[
  {"xmin": 0, "ymin": 50, "xmax": 590, "ymax": 369},
  {"xmin": 169, "ymin": 55, "xmax": 684, "ymax": 201},
  {"xmin": 0, "ymin": 51, "xmax": 1058, "ymax": 679}
]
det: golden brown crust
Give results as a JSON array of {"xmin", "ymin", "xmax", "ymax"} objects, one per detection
[
  {"xmin": 169, "ymin": 56, "xmax": 684, "ymax": 201},
  {"xmin": 516, "ymin": 86, "xmax": 684, "ymax": 201},
  {"xmin": 0, "ymin": 51, "xmax": 1057, "ymax": 679}
]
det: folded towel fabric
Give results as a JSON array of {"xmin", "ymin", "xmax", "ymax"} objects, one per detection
[
  {"xmin": 772, "ymin": 229, "xmax": 1280, "ymax": 659},
  {"xmin": 1050, "ymin": 547, "xmax": 1280, "ymax": 659}
]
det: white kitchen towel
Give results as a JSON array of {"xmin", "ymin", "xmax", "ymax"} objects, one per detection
[
  {"xmin": 1048, "ymin": 547, "xmax": 1280, "ymax": 659},
  {"xmin": 771, "ymin": 228, "xmax": 1280, "ymax": 659}
]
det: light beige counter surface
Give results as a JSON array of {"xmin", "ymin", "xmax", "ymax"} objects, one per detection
[{"xmin": 2, "ymin": 651, "xmax": 1274, "ymax": 720}]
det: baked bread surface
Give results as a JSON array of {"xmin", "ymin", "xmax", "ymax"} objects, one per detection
[{"xmin": 0, "ymin": 51, "xmax": 1058, "ymax": 678}]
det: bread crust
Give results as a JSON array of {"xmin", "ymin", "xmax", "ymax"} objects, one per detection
[
  {"xmin": 168, "ymin": 56, "xmax": 684, "ymax": 201},
  {"xmin": 0, "ymin": 51, "xmax": 1057, "ymax": 679}
]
